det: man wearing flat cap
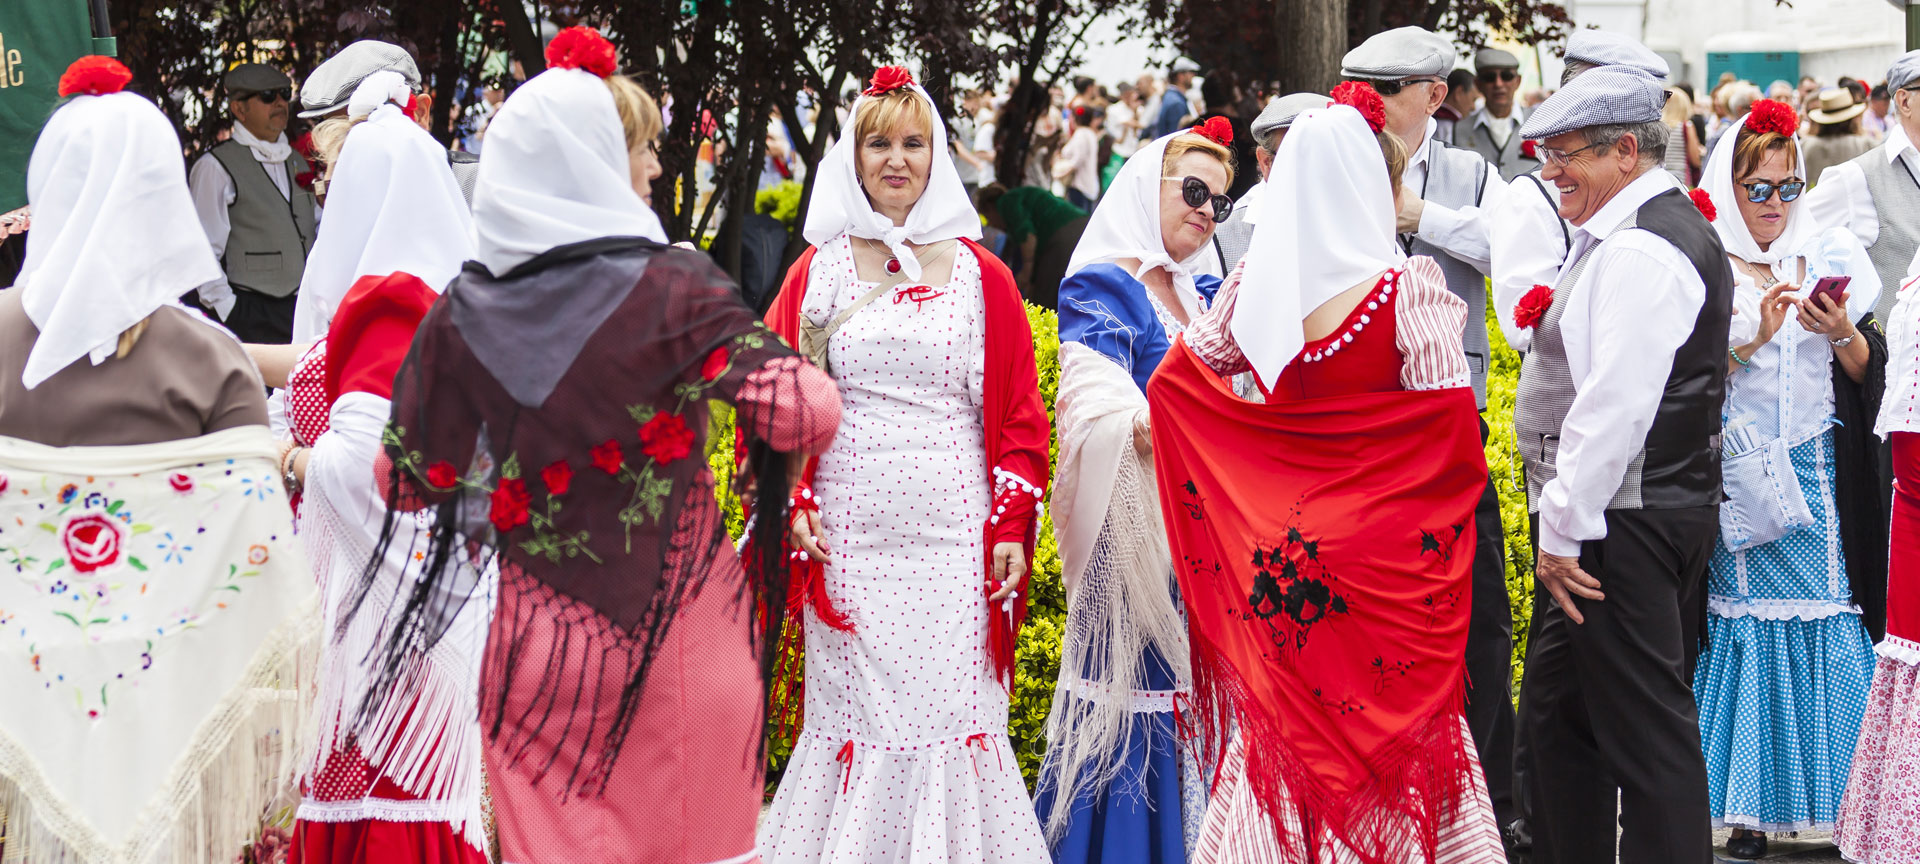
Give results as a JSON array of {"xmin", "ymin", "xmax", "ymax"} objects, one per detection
[
  {"xmin": 1213, "ymin": 92, "xmax": 1324, "ymax": 270},
  {"xmin": 298, "ymin": 40, "xmax": 480, "ymax": 205},
  {"xmin": 1513, "ymin": 65, "xmax": 1731, "ymax": 864},
  {"xmin": 1454, "ymin": 48, "xmax": 1538, "ymax": 181},
  {"xmin": 188, "ymin": 63, "xmax": 318, "ymax": 344},
  {"xmin": 1806, "ymin": 49, "xmax": 1920, "ymax": 325},
  {"xmin": 1343, "ymin": 25, "xmax": 1520, "ymax": 845}
]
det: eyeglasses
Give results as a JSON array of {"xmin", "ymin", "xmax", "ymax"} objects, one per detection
[
  {"xmin": 1163, "ymin": 175, "xmax": 1233, "ymax": 222},
  {"xmin": 1478, "ymin": 70, "xmax": 1520, "ymax": 84},
  {"xmin": 1536, "ymin": 140, "xmax": 1607, "ymax": 167},
  {"xmin": 246, "ymin": 88, "xmax": 291, "ymax": 104},
  {"xmin": 1738, "ymin": 179, "xmax": 1806, "ymax": 203},
  {"xmin": 1349, "ymin": 76, "xmax": 1441, "ymax": 97}
]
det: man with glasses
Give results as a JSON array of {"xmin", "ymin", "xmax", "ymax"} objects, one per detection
[
  {"xmin": 188, "ymin": 63, "xmax": 318, "ymax": 344},
  {"xmin": 1805, "ymin": 50, "xmax": 1920, "ymax": 325},
  {"xmin": 1454, "ymin": 48, "xmax": 1538, "ymax": 181},
  {"xmin": 297, "ymin": 40, "xmax": 481, "ymax": 206},
  {"xmin": 1513, "ymin": 64, "xmax": 1731, "ymax": 864}
]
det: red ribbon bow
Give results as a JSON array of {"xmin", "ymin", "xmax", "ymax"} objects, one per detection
[
  {"xmin": 964, "ymin": 733, "xmax": 1003, "ymax": 779},
  {"xmin": 836, "ymin": 740, "xmax": 856, "ymax": 793},
  {"xmin": 894, "ymin": 285, "xmax": 948, "ymax": 309}
]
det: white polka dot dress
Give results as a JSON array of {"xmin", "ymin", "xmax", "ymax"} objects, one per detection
[{"xmin": 758, "ymin": 237, "xmax": 1050, "ymax": 863}]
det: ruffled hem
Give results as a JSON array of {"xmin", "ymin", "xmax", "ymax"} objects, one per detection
[
  {"xmin": 1707, "ymin": 596, "xmax": 1860, "ymax": 622},
  {"xmin": 290, "ymin": 816, "xmax": 489, "ymax": 864},
  {"xmin": 1712, "ymin": 816, "xmax": 1830, "ymax": 832},
  {"xmin": 1875, "ymin": 634, "xmax": 1920, "ymax": 666}
]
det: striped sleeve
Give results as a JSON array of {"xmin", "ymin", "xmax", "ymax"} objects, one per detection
[
  {"xmin": 1186, "ymin": 260, "xmax": 1253, "ymax": 376},
  {"xmin": 1394, "ymin": 257, "xmax": 1472, "ymax": 392}
]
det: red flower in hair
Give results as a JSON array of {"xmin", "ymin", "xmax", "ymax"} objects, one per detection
[
  {"xmin": 1745, "ymin": 99, "xmax": 1798, "ymax": 138},
  {"xmin": 488, "ymin": 478, "xmax": 532, "ymax": 533},
  {"xmin": 545, "ymin": 26, "xmax": 618, "ymax": 79},
  {"xmin": 58, "ymin": 56, "xmax": 133, "ymax": 98},
  {"xmin": 1689, "ymin": 187, "xmax": 1717, "ymax": 223},
  {"xmin": 1521, "ymin": 139, "xmax": 1538, "ymax": 159},
  {"xmin": 864, "ymin": 66, "xmax": 915, "ymax": 96},
  {"xmin": 1514, "ymin": 284, "xmax": 1555, "ymax": 330},
  {"xmin": 1330, "ymin": 81, "xmax": 1387, "ymax": 134},
  {"xmin": 1189, "ymin": 116, "xmax": 1233, "ymax": 146}
]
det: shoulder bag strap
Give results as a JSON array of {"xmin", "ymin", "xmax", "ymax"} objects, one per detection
[{"xmin": 799, "ymin": 239, "xmax": 956, "ymax": 374}]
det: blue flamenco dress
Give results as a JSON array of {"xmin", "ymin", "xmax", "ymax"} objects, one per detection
[{"xmin": 1040, "ymin": 262, "xmax": 1219, "ymax": 864}]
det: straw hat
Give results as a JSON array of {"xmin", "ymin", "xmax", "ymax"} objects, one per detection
[{"xmin": 1808, "ymin": 87, "xmax": 1867, "ymax": 125}]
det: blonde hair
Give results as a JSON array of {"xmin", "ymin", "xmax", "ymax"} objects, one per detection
[
  {"xmin": 1662, "ymin": 87, "xmax": 1694, "ymax": 127},
  {"xmin": 309, "ymin": 114, "xmax": 366, "ymax": 188},
  {"xmin": 852, "ymin": 88, "xmax": 934, "ymax": 145},
  {"xmin": 1377, "ymin": 130, "xmax": 1409, "ymax": 199},
  {"xmin": 1161, "ymin": 133, "xmax": 1237, "ymax": 189},
  {"xmin": 114, "ymin": 317, "xmax": 151, "ymax": 359},
  {"xmin": 606, "ymin": 74, "xmax": 663, "ymax": 151}
]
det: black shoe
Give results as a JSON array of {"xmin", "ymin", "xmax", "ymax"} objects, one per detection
[
  {"xmin": 1726, "ymin": 832, "xmax": 1767, "ymax": 860},
  {"xmin": 1503, "ymin": 819, "xmax": 1533, "ymax": 862}
]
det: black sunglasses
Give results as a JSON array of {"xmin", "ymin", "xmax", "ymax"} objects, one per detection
[
  {"xmin": 246, "ymin": 88, "xmax": 291, "ymax": 104},
  {"xmin": 1350, "ymin": 76, "xmax": 1440, "ymax": 97},
  {"xmin": 1163, "ymin": 175, "xmax": 1232, "ymax": 222},
  {"xmin": 1478, "ymin": 70, "xmax": 1520, "ymax": 83},
  {"xmin": 1739, "ymin": 179, "xmax": 1806, "ymax": 203}
]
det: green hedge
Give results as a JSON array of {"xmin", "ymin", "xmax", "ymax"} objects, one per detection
[{"xmin": 727, "ymin": 300, "xmax": 1533, "ymax": 788}]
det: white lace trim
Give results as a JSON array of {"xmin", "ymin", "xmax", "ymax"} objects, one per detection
[
  {"xmin": 1706, "ymin": 596, "xmax": 1859, "ymax": 622},
  {"xmin": 1876, "ymin": 634, "xmax": 1920, "ymax": 665},
  {"xmin": 1058, "ymin": 679, "xmax": 1187, "ymax": 713},
  {"xmin": 296, "ymin": 796, "xmax": 475, "ymax": 826},
  {"xmin": 1711, "ymin": 815, "xmax": 1829, "ymax": 833}
]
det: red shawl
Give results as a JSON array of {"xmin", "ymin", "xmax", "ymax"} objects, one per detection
[
  {"xmin": 758, "ymin": 238, "xmax": 1051, "ymax": 729},
  {"xmin": 1148, "ymin": 340, "xmax": 1487, "ymax": 864}
]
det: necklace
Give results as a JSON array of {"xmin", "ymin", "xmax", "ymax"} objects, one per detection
[{"xmin": 862, "ymin": 237, "xmax": 907, "ymax": 274}]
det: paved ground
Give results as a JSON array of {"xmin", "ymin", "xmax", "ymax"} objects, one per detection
[{"xmin": 1704, "ymin": 828, "xmax": 1845, "ymax": 863}]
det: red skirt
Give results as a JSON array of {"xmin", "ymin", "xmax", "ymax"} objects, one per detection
[{"xmin": 290, "ymin": 818, "xmax": 487, "ymax": 864}]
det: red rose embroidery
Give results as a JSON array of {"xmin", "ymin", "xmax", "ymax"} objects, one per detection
[
  {"xmin": 1330, "ymin": 81, "xmax": 1388, "ymax": 135},
  {"xmin": 591, "ymin": 439, "xmax": 625, "ymax": 475},
  {"xmin": 701, "ymin": 346, "xmax": 731, "ymax": 382},
  {"xmin": 864, "ymin": 66, "xmax": 914, "ymax": 96},
  {"xmin": 1514, "ymin": 284, "xmax": 1555, "ymax": 330},
  {"xmin": 541, "ymin": 460, "xmax": 574, "ymax": 497},
  {"xmin": 61, "ymin": 513, "xmax": 125, "ymax": 574},
  {"xmin": 1689, "ymin": 187, "xmax": 1717, "ymax": 223},
  {"xmin": 168, "ymin": 473, "xmax": 193, "ymax": 493},
  {"xmin": 1521, "ymin": 139, "xmax": 1538, "ymax": 159},
  {"xmin": 425, "ymin": 461, "xmax": 460, "ymax": 490},
  {"xmin": 638, "ymin": 413, "xmax": 694, "ymax": 463},
  {"xmin": 1745, "ymin": 99, "xmax": 1799, "ymax": 138},
  {"xmin": 1189, "ymin": 116, "xmax": 1234, "ymax": 146},
  {"xmin": 488, "ymin": 478, "xmax": 532, "ymax": 533}
]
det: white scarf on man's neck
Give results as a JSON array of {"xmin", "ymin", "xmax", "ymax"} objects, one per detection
[{"xmin": 230, "ymin": 120, "xmax": 292, "ymax": 164}]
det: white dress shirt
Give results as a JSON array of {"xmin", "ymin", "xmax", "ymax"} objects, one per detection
[
  {"xmin": 1537, "ymin": 169, "xmax": 1709, "ymax": 557},
  {"xmin": 1803, "ymin": 121, "xmax": 1920, "ymax": 250},
  {"xmin": 188, "ymin": 150, "xmax": 296, "ymax": 319},
  {"xmin": 1879, "ymin": 249, "xmax": 1920, "ymax": 438},
  {"xmin": 1406, "ymin": 118, "xmax": 1507, "ymax": 275}
]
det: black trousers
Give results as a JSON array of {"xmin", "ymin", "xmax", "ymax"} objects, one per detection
[
  {"xmin": 221, "ymin": 289, "xmax": 298, "ymax": 345},
  {"xmin": 1466, "ymin": 420, "xmax": 1517, "ymax": 829},
  {"xmin": 1521, "ymin": 506, "xmax": 1716, "ymax": 864}
]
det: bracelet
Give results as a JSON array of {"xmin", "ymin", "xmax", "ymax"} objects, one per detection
[
  {"xmin": 1729, "ymin": 346, "xmax": 1751, "ymax": 368},
  {"xmin": 1830, "ymin": 331, "xmax": 1857, "ymax": 348},
  {"xmin": 280, "ymin": 446, "xmax": 304, "ymax": 496}
]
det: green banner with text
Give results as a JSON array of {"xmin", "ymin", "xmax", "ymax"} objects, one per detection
[{"xmin": 0, "ymin": 2, "xmax": 98, "ymax": 213}]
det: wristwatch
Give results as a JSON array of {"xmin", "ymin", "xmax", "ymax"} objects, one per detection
[{"xmin": 1830, "ymin": 332, "xmax": 1857, "ymax": 348}]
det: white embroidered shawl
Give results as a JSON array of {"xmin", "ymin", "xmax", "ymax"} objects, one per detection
[{"xmin": 0, "ymin": 426, "xmax": 317, "ymax": 864}]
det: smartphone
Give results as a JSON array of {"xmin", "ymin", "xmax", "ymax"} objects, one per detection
[{"xmin": 1809, "ymin": 275, "xmax": 1851, "ymax": 310}]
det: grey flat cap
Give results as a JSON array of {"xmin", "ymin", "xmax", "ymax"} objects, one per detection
[
  {"xmin": 1563, "ymin": 31, "xmax": 1668, "ymax": 80},
  {"xmin": 299, "ymin": 40, "xmax": 422, "ymax": 118},
  {"xmin": 224, "ymin": 63, "xmax": 291, "ymax": 97},
  {"xmin": 1252, "ymin": 92, "xmax": 1330, "ymax": 142},
  {"xmin": 1889, "ymin": 50, "xmax": 1920, "ymax": 94},
  {"xmin": 1519, "ymin": 65, "xmax": 1666, "ymax": 140},
  {"xmin": 1475, "ymin": 48, "xmax": 1520, "ymax": 71},
  {"xmin": 1342, "ymin": 26, "xmax": 1457, "ymax": 80}
]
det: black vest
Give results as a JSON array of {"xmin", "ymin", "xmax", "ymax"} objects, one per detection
[{"xmin": 1630, "ymin": 187, "xmax": 1734, "ymax": 509}]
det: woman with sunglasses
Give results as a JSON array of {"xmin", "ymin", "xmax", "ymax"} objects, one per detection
[
  {"xmin": 1692, "ymin": 98, "xmax": 1888, "ymax": 861},
  {"xmin": 1041, "ymin": 119, "xmax": 1235, "ymax": 862}
]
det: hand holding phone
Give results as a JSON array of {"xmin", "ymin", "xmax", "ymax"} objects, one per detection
[{"xmin": 1808, "ymin": 275, "xmax": 1851, "ymax": 311}]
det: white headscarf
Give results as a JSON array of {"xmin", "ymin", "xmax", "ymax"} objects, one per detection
[
  {"xmin": 472, "ymin": 67, "xmax": 666, "ymax": 276},
  {"xmin": 801, "ymin": 82, "xmax": 980, "ymax": 280},
  {"xmin": 1065, "ymin": 131, "xmax": 1226, "ymax": 312},
  {"xmin": 1229, "ymin": 106, "xmax": 1403, "ymax": 388},
  {"xmin": 293, "ymin": 72, "xmax": 475, "ymax": 343},
  {"xmin": 1703, "ymin": 110, "xmax": 1815, "ymax": 268},
  {"xmin": 18, "ymin": 91, "xmax": 225, "ymax": 389}
]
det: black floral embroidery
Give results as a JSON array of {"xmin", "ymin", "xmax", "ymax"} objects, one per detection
[
  {"xmin": 1179, "ymin": 479, "xmax": 1207, "ymax": 521},
  {"xmin": 1418, "ymin": 523, "xmax": 1468, "ymax": 565},
  {"xmin": 1243, "ymin": 511, "xmax": 1350, "ymax": 653},
  {"xmin": 1370, "ymin": 656, "xmax": 1417, "ymax": 694}
]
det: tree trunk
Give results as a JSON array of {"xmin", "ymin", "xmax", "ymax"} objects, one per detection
[
  {"xmin": 1276, "ymin": 0, "xmax": 1349, "ymax": 95},
  {"xmin": 499, "ymin": 0, "xmax": 545, "ymax": 85},
  {"xmin": 430, "ymin": 8, "xmax": 460, "ymax": 146}
]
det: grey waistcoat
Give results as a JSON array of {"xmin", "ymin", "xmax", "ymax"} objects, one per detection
[
  {"xmin": 209, "ymin": 140, "xmax": 317, "ymax": 298},
  {"xmin": 1213, "ymin": 193, "xmax": 1256, "ymax": 272},
  {"xmin": 1451, "ymin": 109, "xmax": 1541, "ymax": 182},
  {"xmin": 1514, "ymin": 188, "xmax": 1732, "ymax": 515},
  {"xmin": 1849, "ymin": 146, "xmax": 1920, "ymax": 324},
  {"xmin": 1407, "ymin": 139, "xmax": 1492, "ymax": 408}
]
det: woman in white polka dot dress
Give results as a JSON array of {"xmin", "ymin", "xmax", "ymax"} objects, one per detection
[{"xmin": 758, "ymin": 67, "xmax": 1053, "ymax": 863}]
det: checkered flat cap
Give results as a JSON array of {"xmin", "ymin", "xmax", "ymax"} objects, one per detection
[
  {"xmin": 1253, "ymin": 92, "xmax": 1330, "ymax": 140},
  {"xmin": 1564, "ymin": 31, "xmax": 1668, "ymax": 80},
  {"xmin": 1890, "ymin": 50, "xmax": 1920, "ymax": 94},
  {"xmin": 1519, "ymin": 65, "xmax": 1666, "ymax": 140},
  {"xmin": 299, "ymin": 40, "xmax": 421, "ymax": 118},
  {"xmin": 1342, "ymin": 26, "xmax": 1457, "ymax": 80}
]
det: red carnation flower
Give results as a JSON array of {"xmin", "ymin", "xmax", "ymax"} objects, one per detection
[
  {"xmin": 1514, "ymin": 284, "xmax": 1555, "ymax": 330},
  {"xmin": 488, "ymin": 478, "xmax": 532, "ymax": 533},
  {"xmin": 1330, "ymin": 81, "xmax": 1388, "ymax": 135},
  {"xmin": 1189, "ymin": 116, "xmax": 1233, "ymax": 147},
  {"xmin": 590, "ymin": 439, "xmax": 624, "ymax": 475},
  {"xmin": 701, "ymin": 346, "xmax": 731, "ymax": 381},
  {"xmin": 545, "ymin": 26, "xmax": 618, "ymax": 79},
  {"xmin": 294, "ymin": 170, "xmax": 317, "ymax": 191},
  {"xmin": 864, "ymin": 66, "xmax": 915, "ymax": 97},
  {"xmin": 1521, "ymin": 139, "xmax": 1538, "ymax": 159},
  {"xmin": 1689, "ymin": 187, "xmax": 1717, "ymax": 223},
  {"xmin": 425, "ymin": 461, "xmax": 460, "ymax": 490},
  {"xmin": 58, "ymin": 56, "xmax": 132, "ymax": 98},
  {"xmin": 638, "ymin": 412, "xmax": 694, "ymax": 464},
  {"xmin": 1745, "ymin": 99, "xmax": 1799, "ymax": 139},
  {"xmin": 541, "ymin": 459, "xmax": 573, "ymax": 497}
]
